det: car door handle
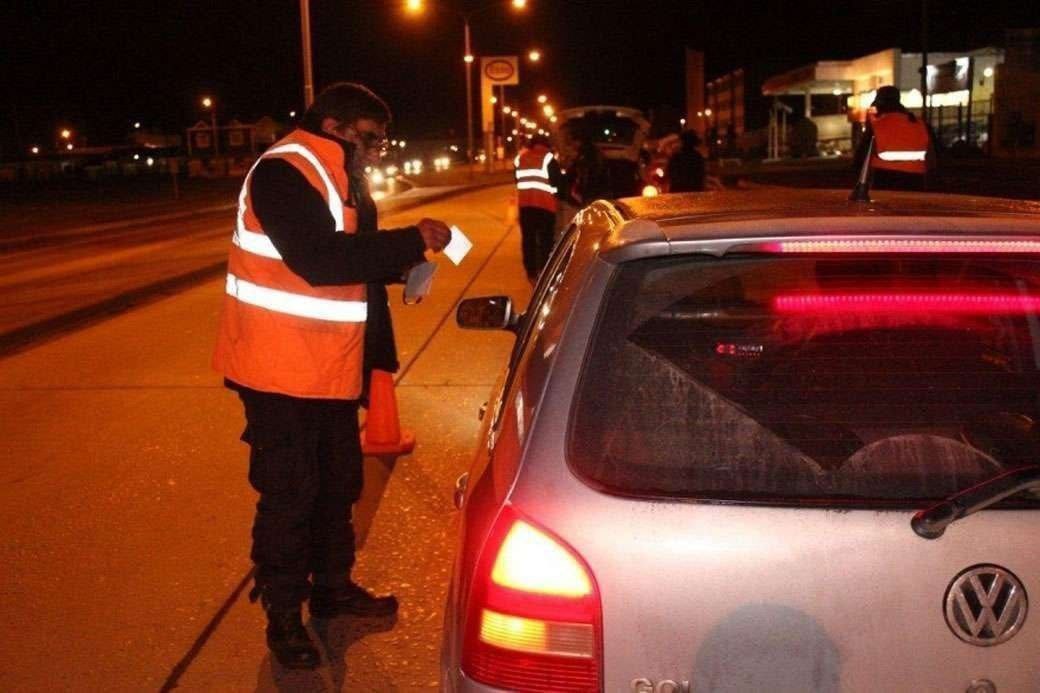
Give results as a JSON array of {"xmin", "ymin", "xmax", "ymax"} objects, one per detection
[{"xmin": 454, "ymin": 472, "xmax": 470, "ymax": 510}]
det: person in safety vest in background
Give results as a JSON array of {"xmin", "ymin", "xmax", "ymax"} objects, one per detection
[
  {"xmin": 212, "ymin": 82, "xmax": 451, "ymax": 670},
  {"xmin": 514, "ymin": 134, "xmax": 564, "ymax": 283},
  {"xmin": 853, "ymin": 85, "xmax": 937, "ymax": 191}
]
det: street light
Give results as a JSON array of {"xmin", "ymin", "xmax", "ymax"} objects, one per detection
[
  {"xmin": 30, "ymin": 146, "xmax": 39, "ymax": 155},
  {"xmin": 60, "ymin": 129, "xmax": 71, "ymax": 140},
  {"xmin": 405, "ymin": 1, "xmax": 528, "ymax": 164},
  {"xmin": 527, "ymin": 49, "xmax": 541, "ymax": 63},
  {"xmin": 537, "ymin": 94, "xmax": 547, "ymax": 104},
  {"xmin": 201, "ymin": 96, "xmax": 219, "ymax": 155}
]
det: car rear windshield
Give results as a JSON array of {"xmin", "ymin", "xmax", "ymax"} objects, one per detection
[{"xmin": 570, "ymin": 253, "xmax": 1040, "ymax": 506}]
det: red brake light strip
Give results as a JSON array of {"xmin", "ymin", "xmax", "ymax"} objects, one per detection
[
  {"xmin": 773, "ymin": 294, "xmax": 1040, "ymax": 314},
  {"xmin": 775, "ymin": 240, "xmax": 1040, "ymax": 254}
]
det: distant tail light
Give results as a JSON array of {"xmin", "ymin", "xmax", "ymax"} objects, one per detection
[{"xmin": 462, "ymin": 506, "xmax": 601, "ymax": 692}]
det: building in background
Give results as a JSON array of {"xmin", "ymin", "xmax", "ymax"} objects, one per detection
[
  {"xmin": 762, "ymin": 47, "xmax": 1005, "ymax": 156},
  {"xmin": 705, "ymin": 69, "xmax": 745, "ymax": 157}
]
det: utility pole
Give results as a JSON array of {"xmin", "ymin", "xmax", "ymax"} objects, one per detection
[
  {"xmin": 920, "ymin": 0, "xmax": 929, "ymax": 126},
  {"xmin": 464, "ymin": 18, "xmax": 475, "ymax": 165},
  {"xmin": 300, "ymin": 0, "xmax": 315, "ymax": 108}
]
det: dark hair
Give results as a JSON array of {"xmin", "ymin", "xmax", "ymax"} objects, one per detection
[
  {"xmin": 872, "ymin": 85, "xmax": 916, "ymax": 122},
  {"xmin": 680, "ymin": 130, "xmax": 701, "ymax": 149},
  {"xmin": 301, "ymin": 82, "xmax": 392, "ymax": 132}
]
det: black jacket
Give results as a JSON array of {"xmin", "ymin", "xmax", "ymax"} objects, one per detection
[{"xmin": 246, "ymin": 128, "xmax": 425, "ymax": 392}]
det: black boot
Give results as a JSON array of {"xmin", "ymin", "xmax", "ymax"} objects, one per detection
[
  {"xmin": 265, "ymin": 608, "xmax": 321, "ymax": 670},
  {"xmin": 309, "ymin": 581, "xmax": 399, "ymax": 618}
]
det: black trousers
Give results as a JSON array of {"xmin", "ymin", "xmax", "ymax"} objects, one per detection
[
  {"xmin": 519, "ymin": 206, "xmax": 557, "ymax": 279},
  {"xmin": 237, "ymin": 387, "xmax": 363, "ymax": 609}
]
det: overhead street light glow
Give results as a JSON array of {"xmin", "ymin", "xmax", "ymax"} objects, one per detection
[
  {"xmin": 512, "ymin": 0, "xmax": 527, "ymax": 8},
  {"xmin": 527, "ymin": 49, "xmax": 541, "ymax": 62},
  {"xmin": 537, "ymin": 94, "xmax": 547, "ymax": 104},
  {"xmin": 202, "ymin": 96, "xmax": 213, "ymax": 108},
  {"xmin": 405, "ymin": 0, "xmax": 424, "ymax": 13},
  {"xmin": 464, "ymin": 54, "xmax": 474, "ymax": 64},
  {"xmin": 60, "ymin": 129, "xmax": 72, "ymax": 139},
  {"xmin": 31, "ymin": 146, "xmax": 40, "ymax": 154}
]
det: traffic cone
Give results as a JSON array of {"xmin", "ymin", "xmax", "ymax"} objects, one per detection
[{"xmin": 361, "ymin": 369, "xmax": 416, "ymax": 456}]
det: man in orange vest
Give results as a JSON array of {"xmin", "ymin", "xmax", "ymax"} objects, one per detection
[
  {"xmin": 514, "ymin": 135, "xmax": 563, "ymax": 282},
  {"xmin": 213, "ymin": 82, "xmax": 451, "ymax": 669},
  {"xmin": 853, "ymin": 85, "xmax": 937, "ymax": 191}
]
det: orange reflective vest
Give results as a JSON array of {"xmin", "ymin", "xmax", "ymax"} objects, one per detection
[
  {"xmin": 514, "ymin": 146, "xmax": 558, "ymax": 212},
  {"xmin": 871, "ymin": 113, "xmax": 930, "ymax": 174},
  {"xmin": 212, "ymin": 129, "xmax": 367, "ymax": 399}
]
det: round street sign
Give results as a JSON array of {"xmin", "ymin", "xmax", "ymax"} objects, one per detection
[{"xmin": 484, "ymin": 59, "xmax": 515, "ymax": 82}]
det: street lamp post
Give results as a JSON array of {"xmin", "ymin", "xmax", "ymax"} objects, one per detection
[
  {"xmin": 464, "ymin": 18, "xmax": 474, "ymax": 164},
  {"xmin": 202, "ymin": 97, "xmax": 219, "ymax": 155},
  {"xmin": 300, "ymin": 0, "xmax": 315, "ymax": 108}
]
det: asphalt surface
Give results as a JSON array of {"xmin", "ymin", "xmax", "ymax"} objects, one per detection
[
  {"xmin": 0, "ymin": 179, "xmax": 506, "ymax": 358},
  {"xmin": 0, "ymin": 184, "xmax": 530, "ymax": 691}
]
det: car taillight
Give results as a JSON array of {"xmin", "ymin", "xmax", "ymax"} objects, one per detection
[{"xmin": 462, "ymin": 506, "xmax": 601, "ymax": 692}]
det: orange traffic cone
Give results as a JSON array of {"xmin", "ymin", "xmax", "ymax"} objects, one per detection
[{"xmin": 361, "ymin": 369, "xmax": 416, "ymax": 456}]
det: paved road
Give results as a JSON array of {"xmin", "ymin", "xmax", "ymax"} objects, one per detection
[
  {"xmin": 0, "ymin": 182, "xmax": 496, "ymax": 357},
  {"xmin": 0, "ymin": 185, "xmax": 529, "ymax": 691}
]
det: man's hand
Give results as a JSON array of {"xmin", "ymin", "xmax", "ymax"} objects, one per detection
[{"xmin": 416, "ymin": 218, "xmax": 452, "ymax": 253}]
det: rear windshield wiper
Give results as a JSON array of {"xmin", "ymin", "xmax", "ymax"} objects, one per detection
[{"xmin": 912, "ymin": 465, "xmax": 1040, "ymax": 539}]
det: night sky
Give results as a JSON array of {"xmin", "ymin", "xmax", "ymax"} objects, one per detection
[{"xmin": 3, "ymin": 0, "xmax": 1038, "ymax": 154}]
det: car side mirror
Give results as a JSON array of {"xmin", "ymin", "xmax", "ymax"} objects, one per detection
[{"xmin": 456, "ymin": 296, "xmax": 519, "ymax": 333}]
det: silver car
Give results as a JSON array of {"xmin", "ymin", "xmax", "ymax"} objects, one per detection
[{"xmin": 443, "ymin": 189, "xmax": 1040, "ymax": 692}]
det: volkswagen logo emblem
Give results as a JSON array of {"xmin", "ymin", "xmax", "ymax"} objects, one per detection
[{"xmin": 945, "ymin": 564, "xmax": 1028, "ymax": 646}]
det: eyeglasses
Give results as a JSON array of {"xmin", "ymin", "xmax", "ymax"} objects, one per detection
[{"xmin": 355, "ymin": 129, "xmax": 389, "ymax": 152}]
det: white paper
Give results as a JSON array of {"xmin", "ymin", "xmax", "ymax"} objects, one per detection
[
  {"xmin": 444, "ymin": 225, "xmax": 473, "ymax": 266},
  {"xmin": 403, "ymin": 261, "xmax": 438, "ymax": 304}
]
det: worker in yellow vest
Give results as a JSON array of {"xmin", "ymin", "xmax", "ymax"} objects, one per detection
[
  {"xmin": 213, "ymin": 82, "xmax": 451, "ymax": 669},
  {"xmin": 514, "ymin": 135, "xmax": 564, "ymax": 282},
  {"xmin": 853, "ymin": 85, "xmax": 937, "ymax": 191}
]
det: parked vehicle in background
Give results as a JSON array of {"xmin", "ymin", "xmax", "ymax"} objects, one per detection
[
  {"xmin": 443, "ymin": 188, "xmax": 1040, "ymax": 692},
  {"xmin": 552, "ymin": 106, "xmax": 650, "ymax": 199}
]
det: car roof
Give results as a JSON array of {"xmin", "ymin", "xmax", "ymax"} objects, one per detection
[
  {"xmin": 617, "ymin": 189, "xmax": 1040, "ymax": 226},
  {"xmin": 583, "ymin": 189, "xmax": 1040, "ymax": 262}
]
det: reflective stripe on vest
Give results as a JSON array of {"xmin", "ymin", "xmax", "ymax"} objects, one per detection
[
  {"xmin": 225, "ymin": 273, "xmax": 367, "ymax": 322},
  {"xmin": 233, "ymin": 143, "xmax": 347, "ymax": 260},
  {"xmin": 517, "ymin": 180, "xmax": 558, "ymax": 194},
  {"xmin": 877, "ymin": 150, "xmax": 927, "ymax": 162}
]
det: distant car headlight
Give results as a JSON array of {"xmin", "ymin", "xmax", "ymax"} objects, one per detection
[
  {"xmin": 369, "ymin": 169, "xmax": 385, "ymax": 185},
  {"xmin": 642, "ymin": 185, "xmax": 660, "ymax": 197}
]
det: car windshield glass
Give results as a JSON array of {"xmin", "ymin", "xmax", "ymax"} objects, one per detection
[{"xmin": 570, "ymin": 253, "xmax": 1040, "ymax": 506}]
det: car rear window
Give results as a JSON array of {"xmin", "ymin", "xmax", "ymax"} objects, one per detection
[{"xmin": 569, "ymin": 253, "xmax": 1040, "ymax": 506}]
